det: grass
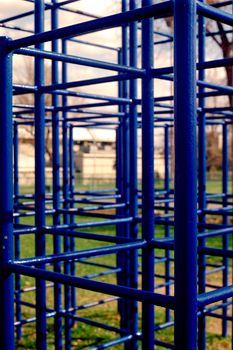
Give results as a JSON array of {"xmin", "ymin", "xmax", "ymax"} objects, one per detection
[{"xmin": 15, "ymin": 178, "xmax": 232, "ymax": 349}]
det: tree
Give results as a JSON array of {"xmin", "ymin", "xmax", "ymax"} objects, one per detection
[
  {"xmin": 163, "ymin": 0, "xmax": 233, "ymax": 177},
  {"xmin": 206, "ymin": 126, "xmax": 222, "ymax": 173},
  {"xmin": 14, "ymin": 58, "xmax": 53, "ymax": 164},
  {"xmin": 206, "ymin": 0, "xmax": 233, "ymax": 107}
]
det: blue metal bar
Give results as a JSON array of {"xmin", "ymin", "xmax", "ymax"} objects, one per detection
[
  {"xmin": 0, "ymin": 36, "xmax": 14, "ymax": 350},
  {"xmin": 88, "ymin": 335, "xmax": 133, "ymax": 350},
  {"xmin": 126, "ymin": 3, "xmax": 139, "ymax": 335},
  {"xmin": 3, "ymin": 1, "xmax": 233, "ymax": 348},
  {"xmin": 68, "ymin": 37, "xmax": 119, "ymax": 51},
  {"xmin": 1, "ymin": 22, "xmax": 120, "ymax": 52},
  {"xmin": 51, "ymin": 2, "xmax": 62, "ymax": 348},
  {"xmin": 14, "ymin": 240, "xmax": 146, "ymax": 267},
  {"xmin": 15, "ymin": 47, "xmax": 145, "ymax": 75},
  {"xmin": 9, "ymin": 263, "xmax": 174, "ymax": 308},
  {"xmin": 51, "ymin": 4, "xmax": 100, "ymax": 20},
  {"xmin": 174, "ymin": 1, "xmax": 197, "ymax": 349},
  {"xmin": 116, "ymin": 48, "xmax": 126, "ymax": 324},
  {"xmin": 34, "ymin": 1, "xmax": 47, "ymax": 349},
  {"xmin": 141, "ymin": 1, "xmax": 155, "ymax": 349},
  {"xmin": 8, "ymin": 2, "xmax": 173, "ymax": 51},
  {"xmin": 210, "ymin": 1, "xmax": 233, "ymax": 7},
  {"xmin": 197, "ymin": 6, "xmax": 207, "ymax": 349},
  {"xmin": 164, "ymin": 125, "xmax": 171, "ymax": 323},
  {"xmin": 198, "ymin": 286, "xmax": 233, "ymax": 308},
  {"xmin": 61, "ymin": 38, "xmax": 72, "ymax": 342},
  {"xmin": 197, "ymin": 1, "xmax": 233, "ymax": 26},
  {"xmin": 120, "ymin": 0, "xmax": 131, "ymax": 339},
  {"xmin": 67, "ymin": 122, "xmax": 76, "ymax": 337},
  {"xmin": 47, "ymin": 229, "xmax": 141, "ymax": 244},
  {"xmin": 62, "ymin": 39, "xmax": 73, "ymax": 350},
  {"xmin": 151, "ymin": 57, "xmax": 233, "ymax": 76},
  {"xmin": 40, "ymin": 73, "xmax": 142, "ymax": 92},
  {"xmin": 13, "ymin": 122, "xmax": 22, "ymax": 341},
  {"xmin": 62, "ymin": 314, "xmax": 127, "ymax": 336},
  {"xmin": 222, "ymin": 123, "xmax": 229, "ymax": 337},
  {"xmin": 0, "ymin": 10, "xmax": 34, "ymax": 24}
]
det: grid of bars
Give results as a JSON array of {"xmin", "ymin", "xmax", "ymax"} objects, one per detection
[{"xmin": 0, "ymin": 0, "xmax": 232, "ymax": 349}]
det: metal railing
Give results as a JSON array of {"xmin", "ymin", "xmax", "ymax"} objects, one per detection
[{"xmin": 0, "ymin": 0, "xmax": 232, "ymax": 349}]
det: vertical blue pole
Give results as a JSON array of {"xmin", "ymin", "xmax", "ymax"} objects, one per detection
[
  {"xmin": 164, "ymin": 127, "xmax": 170, "ymax": 203},
  {"xmin": 69, "ymin": 125, "xmax": 75, "ymax": 219},
  {"xmin": 34, "ymin": 1, "xmax": 47, "ymax": 349},
  {"xmin": 141, "ymin": 1, "xmax": 155, "ymax": 349},
  {"xmin": 0, "ymin": 36, "xmax": 14, "ymax": 350},
  {"xmin": 116, "ymin": 49, "xmax": 124, "ymax": 219},
  {"xmin": 14, "ymin": 121, "xmax": 22, "ymax": 340},
  {"xmin": 116, "ymin": 49, "xmax": 124, "ymax": 227},
  {"xmin": 129, "ymin": 0, "xmax": 138, "ymax": 348},
  {"xmin": 62, "ymin": 40, "xmax": 69, "ymax": 269},
  {"xmin": 51, "ymin": 1, "xmax": 62, "ymax": 348},
  {"xmin": 13, "ymin": 123, "xmax": 20, "ymax": 216},
  {"xmin": 62, "ymin": 37, "xmax": 76, "ymax": 325},
  {"xmin": 64, "ymin": 124, "xmax": 74, "ymax": 350},
  {"xmin": 62, "ymin": 38, "xmax": 76, "ymax": 331},
  {"xmin": 197, "ymin": 6, "xmax": 206, "ymax": 349},
  {"xmin": 121, "ymin": 5, "xmax": 130, "ymax": 334},
  {"xmin": 62, "ymin": 40, "xmax": 71, "ymax": 350},
  {"xmin": 164, "ymin": 125, "xmax": 171, "ymax": 323},
  {"xmin": 69, "ymin": 126, "xmax": 75, "ymax": 199},
  {"xmin": 122, "ymin": 1, "xmax": 130, "ymax": 233},
  {"xmin": 222, "ymin": 123, "xmax": 228, "ymax": 337},
  {"xmin": 116, "ymin": 48, "xmax": 125, "ymax": 325},
  {"xmin": 174, "ymin": 0, "xmax": 197, "ymax": 349}
]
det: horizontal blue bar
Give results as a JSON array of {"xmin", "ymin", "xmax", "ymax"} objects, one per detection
[
  {"xmin": 8, "ymin": 2, "xmax": 172, "ymax": 51},
  {"xmin": 198, "ymin": 286, "xmax": 233, "ymax": 307},
  {"xmin": 15, "ymin": 47, "xmax": 145, "ymax": 75},
  {"xmin": 197, "ymin": 1, "xmax": 233, "ymax": 26},
  {"xmin": 13, "ymin": 240, "xmax": 146, "ymax": 266},
  {"xmin": 8, "ymin": 263, "xmax": 175, "ymax": 308}
]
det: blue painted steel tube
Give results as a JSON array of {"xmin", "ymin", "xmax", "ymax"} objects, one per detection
[
  {"xmin": 174, "ymin": 1, "xmax": 197, "ymax": 349},
  {"xmin": 164, "ymin": 125, "xmax": 171, "ymax": 323},
  {"xmin": 34, "ymin": 1, "xmax": 47, "ymax": 349},
  {"xmin": 116, "ymin": 49, "xmax": 125, "ymax": 321},
  {"xmin": 197, "ymin": 2, "xmax": 233, "ymax": 26},
  {"xmin": 15, "ymin": 47, "xmax": 145, "ymax": 75},
  {"xmin": 129, "ymin": 1, "xmax": 138, "ymax": 347},
  {"xmin": 222, "ymin": 123, "xmax": 229, "ymax": 337},
  {"xmin": 14, "ymin": 240, "xmax": 145, "ymax": 273},
  {"xmin": 120, "ymin": 0, "xmax": 131, "ymax": 339},
  {"xmin": 51, "ymin": 1, "xmax": 62, "ymax": 348},
  {"xmin": 141, "ymin": 1, "xmax": 155, "ymax": 349},
  {"xmin": 62, "ymin": 40, "xmax": 73, "ymax": 350},
  {"xmin": 197, "ymin": 6, "xmax": 206, "ymax": 349},
  {"xmin": 198, "ymin": 286, "xmax": 233, "ymax": 308},
  {"xmin": 13, "ymin": 121, "xmax": 22, "ymax": 340},
  {"xmin": 9, "ymin": 263, "xmax": 174, "ymax": 308},
  {"xmin": 0, "ymin": 36, "xmax": 14, "ymax": 350},
  {"xmin": 8, "ymin": 2, "xmax": 173, "ymax": 51},
  {"xmin": 13, "ymin": 123, "xmax": 20, "ymax": 208},
  {"xmin": 68, "ymin": 122, "xmax": 75, "ymax": 300}
]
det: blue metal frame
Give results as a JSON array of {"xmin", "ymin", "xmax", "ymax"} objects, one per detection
[
  {"xmin": 0, "ymin": 35, "xmax": 14, "ymax": 350},
  {"xmin": 0, "ymin": 0, "xmax": 232, "ymax": 349},
  {"xmin": 174, "ymin": 1, "xmax": 197, "ymax": 348}
]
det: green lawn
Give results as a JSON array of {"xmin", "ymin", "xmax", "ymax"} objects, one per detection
[{"xmin": 15, "ymin": 179, "xmax": 232, "ymax": 349}]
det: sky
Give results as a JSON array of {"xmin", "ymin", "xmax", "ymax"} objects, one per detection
[
  {"xmin": 0, "ymin": 1, "xmax": 123, "ymax": 93},
  {"xmin": 0, "ymin": 0, "xmax": 176, "ymax": 147},
  {"xmin": 0, "ymin": 0, "xmax": 228, "ymax": 146}
]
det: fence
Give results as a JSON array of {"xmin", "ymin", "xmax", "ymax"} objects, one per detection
[{"xmin": 0, "ymin": 0, "xmax": 232, "ymax": 349}]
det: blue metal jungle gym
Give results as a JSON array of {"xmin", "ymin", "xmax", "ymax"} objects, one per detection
[{"xmin": 0, "ymin": 0, "xmax": 232, "ymax": 349}]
